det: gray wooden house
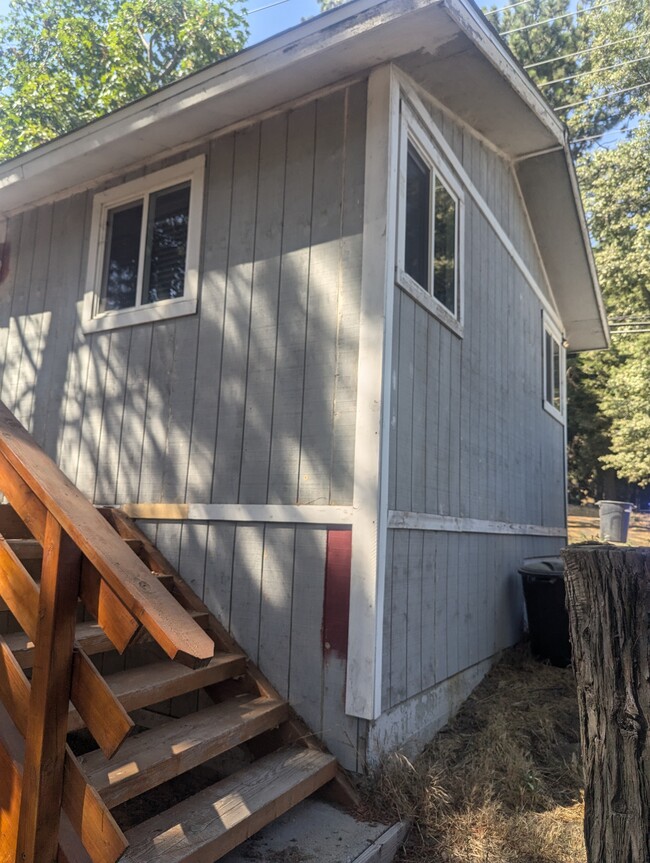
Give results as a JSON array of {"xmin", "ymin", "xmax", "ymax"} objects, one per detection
[{"xmin": 0, "ymin": 0, "xmax": 608, "ymax": 773}]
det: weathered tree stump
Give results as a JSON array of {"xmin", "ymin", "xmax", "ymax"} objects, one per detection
[{"xmin": 562, "ymin": 544, "xmax": 650, "ymax": 863}]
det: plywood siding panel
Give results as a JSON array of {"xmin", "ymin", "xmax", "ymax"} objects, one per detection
[
  {"xmin": 1, "ymin": 209, "xmax": 37, "ymax": 417},
  {"xmin": 384, "ymin": 531, "xmax": 563, "ymax": 708},
  {"xmin": 267, "ymin": 102, "xmax": 316, "ymax": 504},
  {"xmin": 330, "ymin": 82, "xmax": 366, "ymax": 504},
  {"xmin": 93, "ymin": 328, "xmax": 132, "ymax": 503},
  {"xmin": 0, "ymin": 214, "xmax": 23, "ymax": 407},
  {"xmin": 395, "ymin": 294, "xmax": 414, "ymax": 512},
  {"xmin": 289, "ymin": 529, "xmax": 326, "ymax": 735},
  {"xmin": 257, "ymin": 525, "xmax": 294, "ymax": 699},
  {"xmin": 212, "ymin": 125, "xmax": 261, "ymax": 504},
  {"xmin": 298, "ymin": 91, "xmax": 346, "ymax": 506},
  {"xmin": 238, "ymin": 114, "xmax": 287, "ymax": 504},
  {"xmin": 185, "ymin": 135, "xmax": 234, "ymax": 502},
  {"xmin": 229, "ymin": 523, "xmax": 265, "ymax": 664},
  {"xmin": 36, "ymin": 194, "xmax": 89, "ymax": 462},
  {"xmin": 137, "ymin": 320, "xmax": 176, "ymax": 502}
]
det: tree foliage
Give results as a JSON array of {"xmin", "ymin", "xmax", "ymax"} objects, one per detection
[{"xmin": 0, "ymin": 0, "xmax": 248, "ymax": 160}]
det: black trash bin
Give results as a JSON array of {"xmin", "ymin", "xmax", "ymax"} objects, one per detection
[{"xmin": 519, "ymin": 557, "xmax": 571, "ymax": 668}]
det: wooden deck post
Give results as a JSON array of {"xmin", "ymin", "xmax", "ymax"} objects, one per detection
[
  {"xmin": 15, "ymin": 514, "xmax": 81, "ymax": 863},
  {"xmin": 562, "ymin": 544, "xmax": 650, "ymax": 863}
]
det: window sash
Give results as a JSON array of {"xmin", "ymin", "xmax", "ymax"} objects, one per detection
[
  {"xmin": 397, "ymin": 102, "xmax": 464, "ymax": 334},
  {"xmin": 84, "ymin": 156, "xmax": 204, "ymax": 334}
]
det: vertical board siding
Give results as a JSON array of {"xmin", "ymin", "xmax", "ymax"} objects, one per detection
[
  {"xmin": 0, "ymin": 81, "xmax": 366, "ymax": 510},
  {"xmin": 0, "ymin": 82, "xmax": 367, "ymax": 770},
  {"xmin": 382, "ymin": 530, "xmax": 563, "ymax": 708},
  {"xmin": 383, "ymin": 90, "xmax": 568, "ymax": 711},
  {"xmin": 142, "ymin": 518, "xmax": 363, "ymax": 771}
]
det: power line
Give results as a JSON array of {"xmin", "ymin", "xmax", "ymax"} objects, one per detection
[
  {"xmin": 571, "ymin": 129, "xmax": 628, "ymax": 145},
  {"xmin": 525, "ymin": 34, "xmax": 641, "ymax": 70},
  {"xmin": 485, "ymin": 0, "xmax": 538, "ymax": 17},
  {"xmin": 500, "ymin": 0, "xmax": 623, "ymax": 37},
  {"xmin": 556, "ymin": 79, "xmax": 650, "ymax": 111},
  {"xmin": 248, "ymin": 0, "xmax": 291, "ymax": 13},
  {"xmin": 539, "ymin": 53, "xmax": 650, "ymax": 88}
]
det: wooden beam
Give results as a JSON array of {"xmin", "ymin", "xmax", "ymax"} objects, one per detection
[
  {"xmin": 17, "ymin": 515, "xmax": 82, "ymax": 863},
  {"xmin": 0, "ymin": 636, "xmax": 127, "ymax": 863},
  {"xmin": 79, "ymin": 559, "xmax": 140, "ymax": 653},
  {"xmin": 0, "ymin": 404, "xmax": 213, "ymax": 668},
  {"xmin": 0, "ymin": 452, "xmax": 47, "ymax": 543},
  {"xmin": 0, "ymin": 537, "xmax": 134, "ymax": 757}
]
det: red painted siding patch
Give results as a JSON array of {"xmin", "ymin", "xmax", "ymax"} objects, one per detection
[{"xmin": 322, "ymin": 529, "xmax": 352, "ymax": 659}]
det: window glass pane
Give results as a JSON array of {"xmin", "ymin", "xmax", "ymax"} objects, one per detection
[
  {"xmin": 552, "ymin": 338, "xmax": 561, "ymax": 410},
  {"xmin": 405, "ymin": 143, "xmax": 430, "ymax": 291},
  {"xmin": 100, "ymin": 200, "xmax": 143, "ymax": 312},
  {"xmin": 143, "ymin": 182, "xmax": 191, "ymax": 304},
  {"xmin": 433, "ymin": 179, "xmax": 457, "ymax": 314}
]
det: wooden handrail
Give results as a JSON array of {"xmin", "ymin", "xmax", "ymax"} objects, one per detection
[
  {"xmin": 0, "ymin": 402, "xmax": 213, "ymax": 669},
  {"xmin": 0, "ymin": 401, "xmax": 216, "ymax": 863}
]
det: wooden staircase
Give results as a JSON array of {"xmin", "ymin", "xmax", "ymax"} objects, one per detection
[{"xmin": 0, "ymin": 403, "xmax": 357, "ymax": 863}]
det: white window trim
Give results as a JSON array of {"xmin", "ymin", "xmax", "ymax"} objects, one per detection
[
  {"xmin": 396, "ymin": 99, "xmax": 465, "ymax": 338},
  {"xmin": 83, "ymin": 155, "xmax": 205, "ymax": 334},
  {"xmin": 542, "ymin": 312, "xmax": 566, "ymax": 424}
]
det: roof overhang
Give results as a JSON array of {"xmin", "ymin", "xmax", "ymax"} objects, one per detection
[{"xmin": 0, "ymin": 0, "xmax": 609, "ymax": 350}]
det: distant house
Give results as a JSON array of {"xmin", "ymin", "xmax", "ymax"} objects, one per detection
[{"xmin": 0, "ymin": 0, "xmax": 608, "ymax": 772}]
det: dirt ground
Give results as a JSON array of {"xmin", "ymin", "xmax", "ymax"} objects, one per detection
[
  {"xmin": 361, "ymin": 646, "xmax": 585, "ymax": 863},
  {"xmin": 567, "ymin": 504, "xmax": 650, "ymax": 545}
]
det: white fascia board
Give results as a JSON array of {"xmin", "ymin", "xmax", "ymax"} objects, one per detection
[
  {"xmin": 442, "ymin": 0, "xmax": 565, "ymax": 148},
  {"xmin": 516, "ymin": 147, "xmax": 609, "ymax": 352},
  {"xmin": 0, "ymin": 0, "xmax": 451, "ymax": 213},
  {"xmin": 1, "ymin": 0, "xmax": 574, "ymax": 216}
]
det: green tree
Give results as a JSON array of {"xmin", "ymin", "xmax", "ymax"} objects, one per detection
[
  {"xmin": 495, "ymin": 0, "xmax": 650, "ymax": 497},
  {"xmin": 0, "ymin": 0, "xmax": 248, "ymax": 159}
]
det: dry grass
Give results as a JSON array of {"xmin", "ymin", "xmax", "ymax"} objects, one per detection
[
  {"xmin": 360, "ymin": 646, "xmax": 585, "ymax": 863},
  {"xmin": 567, "ymin": 504, "xmax": 650, "ymax": 546}
]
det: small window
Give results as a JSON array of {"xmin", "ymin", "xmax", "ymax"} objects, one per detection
[
  {"xmin": 84, "ymin": 156, "xmax": 204, "ymax": 333},
  {"xmin": 543, "ymin": 317, "xmax": 565, "ymax": 421},
  {"xmin": 397, "ymin": 105, "xmax": 463, "ymax": 333}
]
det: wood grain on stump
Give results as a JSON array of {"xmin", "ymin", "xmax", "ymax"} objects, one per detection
[{"xmin": 562, "ymin": 544, "xmax": 650, "ymax": 863}]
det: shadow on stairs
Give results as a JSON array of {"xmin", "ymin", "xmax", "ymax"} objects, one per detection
[{"xmin": 1, "ymin": 505, "xmax": 359, "ymax": 863}]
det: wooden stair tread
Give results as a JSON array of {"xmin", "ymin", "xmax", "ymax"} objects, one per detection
[
  {"xmin": 4, "ymin": 611, "xmax": 209, "ymax": 669},
  {"xmin": 122, "ymin": 746, "xmax": 338, "ymax": 863},
  {"xmin": 68, "ymin": 653, "xmax": 247, "ymax": 732},
  {"xmin": 81, "ymin": 694, "xmax": 290, "ymax": 808}
]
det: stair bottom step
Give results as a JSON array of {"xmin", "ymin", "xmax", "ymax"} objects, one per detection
[{"xmin": 122, "ymin": 747, "xmax": 337, "ymax": 863}]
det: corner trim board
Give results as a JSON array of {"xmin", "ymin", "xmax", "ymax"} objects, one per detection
[
  {"xmin": 388, "ymin": 510, "xmax": 567, "ymax": 537},
  {"xmin": 347, "ymin": 65, "xmax": 401, "ymax": 722}
]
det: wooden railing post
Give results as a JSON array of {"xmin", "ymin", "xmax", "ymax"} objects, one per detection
[
  {"xmin": 562, "ymin": 544, "xmax": 650, "ymax": 863},
  {"xmin": 15, "ymin": 513, "xmax": 81, "ymax": 863}
]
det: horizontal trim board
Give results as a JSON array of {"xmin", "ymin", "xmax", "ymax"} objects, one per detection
[
  {"xmin": 114, "ymin": 503, "xmax": 354, "ymax": 525},
  {"xmin": 388, "ymin": 510, "xmax": 567, "ymax": 537}
]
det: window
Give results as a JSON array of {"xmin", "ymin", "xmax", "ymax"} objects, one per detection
[
  {"xmin": 543, "ymin": 315, "xmax": 565, "ymax": 422},
  {"xmin": 397, "ymin": 103, "xmax": 464, "ymax": 334},
  {"xmin": 84, "ymin": 156, "xmax": 205, "ymax": 333}
]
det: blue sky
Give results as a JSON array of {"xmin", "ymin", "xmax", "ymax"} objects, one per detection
[{"xmin": 0, "ymin": 0, "xmax": 325, "ymax": 47}]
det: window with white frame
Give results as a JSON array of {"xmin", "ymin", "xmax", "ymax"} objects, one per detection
[
  {"xmin": 543, "ymin": 315, "xmax": 565, "ymax": 421},
  {"xmin": 397, "ymin": 102, "xmax": 464, "ymax": 333},
  {"xmin": 83, "ymin": 156, "xmax": 205, "ymax": 333}
]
